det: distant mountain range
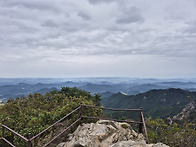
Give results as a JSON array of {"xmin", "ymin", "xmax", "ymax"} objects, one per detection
[
  {"xmin": 101, "ymin": 88, "xmax": 196, "ymax": 120},
  {"xmin": 0, "ymin": 78, "xmax": 196, "ymax": 103},
  {"xmin": 0, "ymin": 78, "xmax": 196, "ymax": 124}
]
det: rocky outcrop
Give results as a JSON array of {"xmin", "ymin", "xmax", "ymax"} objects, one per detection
[
  {"xmin": 172, "ymin": 102, "xmax": 195, "ymax": 121},
  {"xmin": 57, "ymin": 120, "xmax": 169, "ymax": 147}
]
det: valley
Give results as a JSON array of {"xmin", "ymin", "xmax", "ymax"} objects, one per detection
[{"xmin": 0, "ymin": 77, "xmax": 196, "ymax": 103}]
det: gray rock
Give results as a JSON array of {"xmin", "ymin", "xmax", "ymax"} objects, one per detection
[
  {"xmin": 57, "ymin": 120, "xmax": 169, "ymax": 147},
  {"xmin": 110, "ymin": 140, "xmax": 147, "ymax": 147},
  {"xmin": 151, "ymin": 143, "xmax": 170, "ymax": 147},
  {"xmin": 74, "ymin": 139, "xmax": 87, "ymax": 147},
  {"xmin": 111, "ymin": 140, "xmax": 170, "ymax": 147},
  {"xmin": 56, "ymin": 142, "xmax": 67, "ymax": 147}
]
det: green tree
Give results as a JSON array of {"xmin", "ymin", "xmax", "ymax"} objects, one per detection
[{"xmin": 0, "ymin": 87, "xmax": 103, "ymax": 146}]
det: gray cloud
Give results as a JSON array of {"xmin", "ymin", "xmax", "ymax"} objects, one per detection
[
  {"xmin": 116, "ymin": 6, "xmax": 144, "ymax": 24},
  {"xmin": 183, "ymin": 21, "xmax": 196, "ymax": 34},
  {"xmin": 41, "ymin": 19, "xmax": 59, "ymax": 28},
  {"xmin": 77, "ymin": 12, "xmax": 91, "ymax": 20},
  {"xmin": 0, "ymin": 0, "xmax": 195, "ymax": 78},
  {"xmin": 0, "ymin": 0, "xmax": 61, "ymax": 12},
  {"xmin": 88, "ymin": 0, "xmax": 117, "ymax": 5}
]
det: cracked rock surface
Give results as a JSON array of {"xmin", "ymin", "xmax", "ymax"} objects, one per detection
[{"xmin": 57, "ymin": 120, "xmax": 169, "ymax": 147}]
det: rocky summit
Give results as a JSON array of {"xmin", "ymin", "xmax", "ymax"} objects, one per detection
[{"xmin": 57, "ymin": 120, "xmax": 169, "ymax": 147}]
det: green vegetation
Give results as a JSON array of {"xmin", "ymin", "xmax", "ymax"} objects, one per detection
[
  {"xmin": 102, "ymin": 88, "xmax": 196, "ymax": 119},
  {"xmin": 120, "ymin": 123, "xmax": 129, "ymax": 129},
  {"xmin": 102, "ymin": 89, "xmax": 196, "ymax": 147},
  {"xmin": 0, "ymin": 87, "xmax": 102, "ymax": 146},
  {"xmin": 146, "ymin": 118, "xmax": 196, "ymax": 147},
  {"xmin": 105, "ymin": 110, "xmax": 196, "ymax": 146}
]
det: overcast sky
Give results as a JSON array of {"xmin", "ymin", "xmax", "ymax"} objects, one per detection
[{"xmin": 0, "ymin": 0, "xmax": 196, "ymax": 78}]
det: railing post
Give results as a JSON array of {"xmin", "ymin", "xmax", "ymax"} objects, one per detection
[
  {"xmin": 140, "ymin": 110, "xmax": 149, "ymax": 144},
  {"xmin": 139, "ymin": 107, "xmax": 143, "ymax": 133},
  {"xmin": 2, "ymin": 119, "xmax": 5, "ymax": 147},
  {"xmin": 27, "ymin": 134, "xmax": 32, "ymax": 147}
]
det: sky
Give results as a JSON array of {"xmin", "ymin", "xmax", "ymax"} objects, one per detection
[{"xmin": 0, "ymin": 0, "xmax": 196, "ymax": 78}]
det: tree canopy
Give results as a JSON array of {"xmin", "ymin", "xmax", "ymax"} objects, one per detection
[{"xmin": 0, "ymin": 87, "xmax": 102, "ymax": 146}]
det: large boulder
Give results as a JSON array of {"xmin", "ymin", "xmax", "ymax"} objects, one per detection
[
  {"xmin": 57, "ymin": 120, "xmax": 169, "ymax": 147},
  {"xmin": 111, "ymin": 141, "xmax": 169, "ymax": 147}
]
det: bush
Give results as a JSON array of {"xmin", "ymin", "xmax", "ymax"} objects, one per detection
[{"xmin": 146, "ymin": 118, "xmax": 196, "ymax": 147}]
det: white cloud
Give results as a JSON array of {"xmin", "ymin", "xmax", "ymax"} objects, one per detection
[{"xmin": 0, "ymin": 0, "xmax": 195, "ymax": 78}]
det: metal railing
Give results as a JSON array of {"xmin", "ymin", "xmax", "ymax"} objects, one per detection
[
  {"xmin": 80, "ymin": 104, "xmax": 149, "ymax": 144},
  {"xmin": 1, "ymin": 104, "xmax": 149, "ymax": 146},
  {"xmin": 1, "ymin": 106, "xmax": 81, "ymax": 147}
]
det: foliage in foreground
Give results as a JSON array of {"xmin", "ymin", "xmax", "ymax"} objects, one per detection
[
  {"xmin": 146, "ymin": 118, "xmax": 196, "ymax": 147},
  {"xmin": 0, "ymin": 87, "xmax": 102, "ymax": 146},
  {"xmin": 104, "ymin": 109, "xmax": 196, "ymax": 147}
]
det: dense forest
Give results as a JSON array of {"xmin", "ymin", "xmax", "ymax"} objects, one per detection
[
  {"xmin": 0, "ymin": 87, "xmax": 195, "ymax": 146},
  {"xmin": 0, "ymin": 87, "xmax": 102, "ymax": 146},
  {"xmin": 102, "ymin": 88, "xmax": 196, "ymax": 119}
]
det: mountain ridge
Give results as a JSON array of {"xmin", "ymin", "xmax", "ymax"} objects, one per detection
[{"xmin": 101, "ymin": 88, "xmax": 196, "ymax": 119}]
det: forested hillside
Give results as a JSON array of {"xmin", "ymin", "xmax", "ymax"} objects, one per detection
[
  {"xmin": 0, "ymin": 87, "xmax": 102, "ymax": 146},
  {"xmin": 101, "ymin": 88, "xmax": 196, "ymax": 146},
  {"xmin": 102, "ymin": 88, "xmax": 196, "ymax": 119}
]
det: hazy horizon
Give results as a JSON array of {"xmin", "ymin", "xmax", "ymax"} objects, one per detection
[{"xmin": 0, "ymin": 76, "xmax": 196, "ymax": 79}]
